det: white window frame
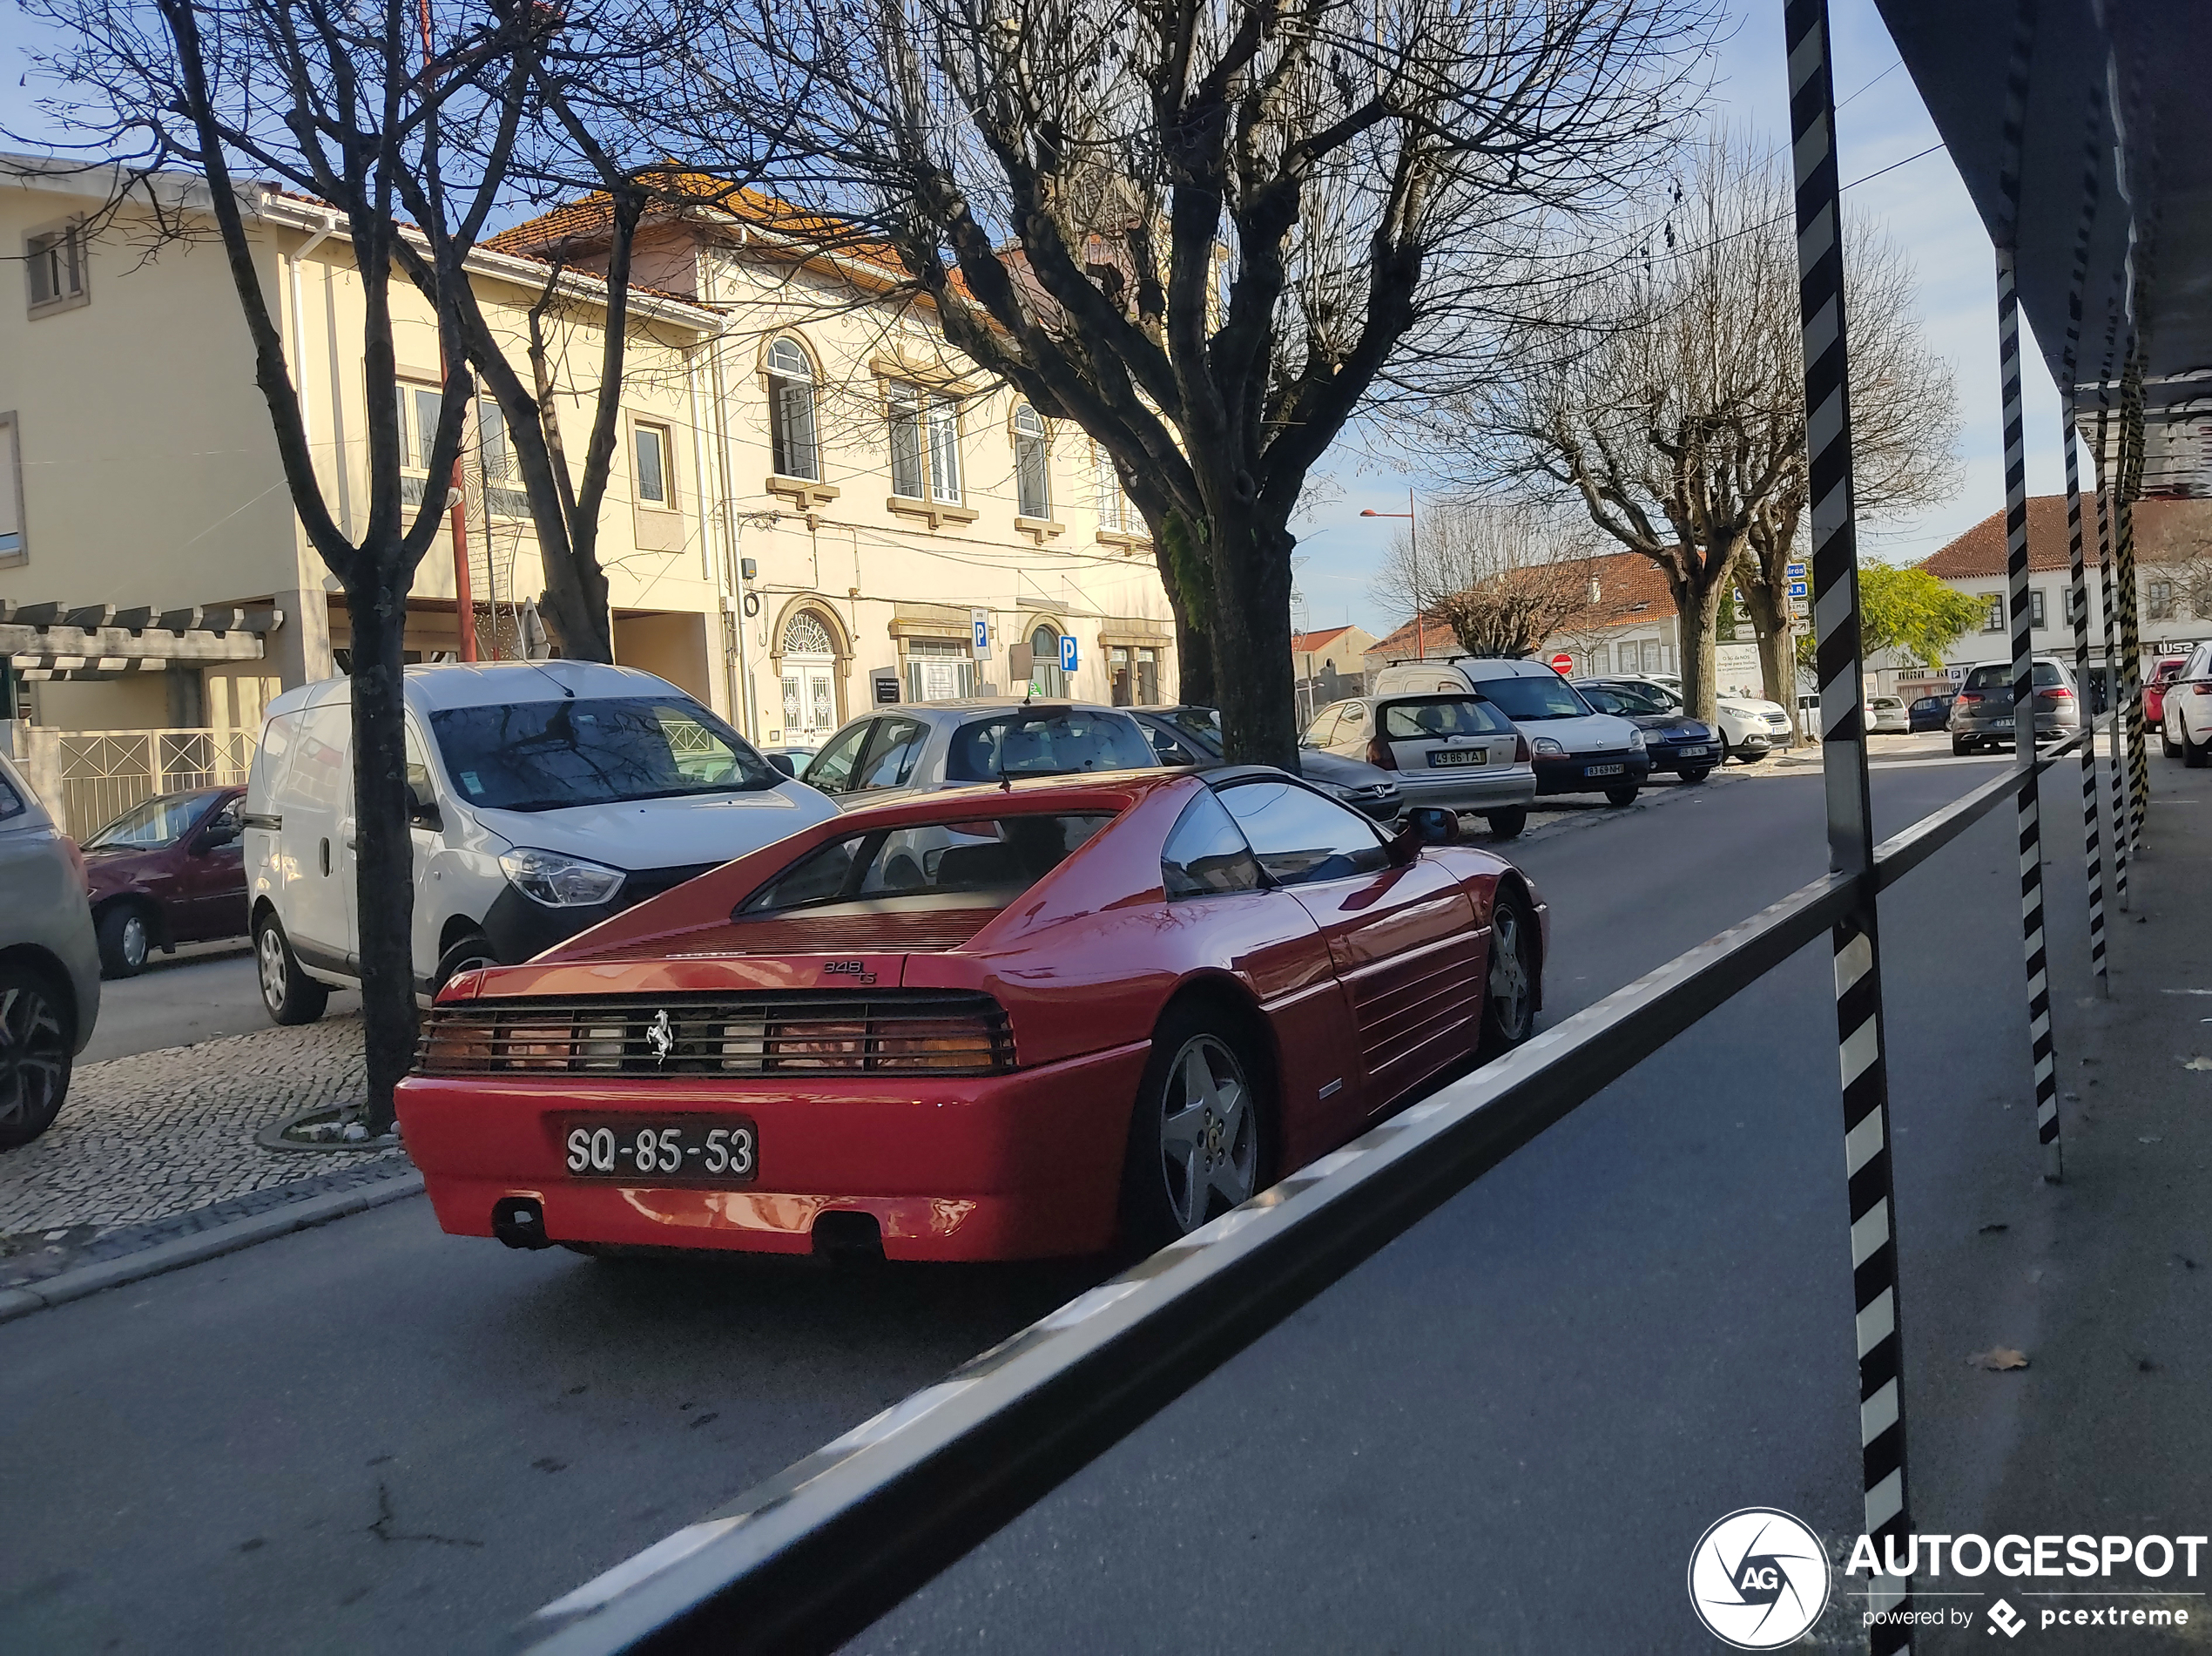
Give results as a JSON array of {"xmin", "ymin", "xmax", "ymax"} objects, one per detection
[
  {"xmin": 632, "ymin": 417, "xmax": 676, "ymax": 510},
  {"xmin": 902, "ymin": 635, "xmax": 976, "ymax": 702},
  {"xmin": 924, "ymin": 400, "xmax": 961, "ymax": 504},
  {"xmin": 0, "ymin": 410, "xmax": 24, "ymax": 565},
  {"xmin": 1980, "ymin": 593, "xmax": 2006, "ymax": 633},
  {"xmin": 1095, "ymin": 442, "xmax": 1130, "ymax": 532},
  {"xmin": 1014, "ymin": 404, "xmax": 1051, "ymax": 520},
  {"xmin": 395, "ymin": 380, "xmax": 448, "ymax": 513},
  {"xmin": 475, "ymin": 397, "xmax": 528, "ymax": 520},
  {"xmin": 887, "ymin": 383, "xmax": 961, "ymax": 505},
  {"xmin": 766, "ymin": 337, "xmax": 819, "ymax": 482},
  {"xmin": 24, "ymin": 219, "xmax": 89, "ymax": 317},
  {"xmin": 2146, "ymin": 578, "xmax": 2175, "ymax": 621}
]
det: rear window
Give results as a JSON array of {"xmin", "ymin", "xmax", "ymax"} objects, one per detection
[
  {"xmin": 740, "ymin": 814, "xmax": 1113, "ymax": 916},
  {"xmin": 945, "ymin": 710, "xmax": 1157, "ymax": 782},
  {"xmin": 1379, "ymin": 697, "xmax": 1514, "ymax": 740},
  {"xmin": 1964, "ymin": 663, "xmax": 2067, "ymax": 690}
]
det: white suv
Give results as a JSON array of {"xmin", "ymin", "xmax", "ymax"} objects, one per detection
[{"xmin": 243, "ymin": 661, "xmax": 837, "ymax": 1022}]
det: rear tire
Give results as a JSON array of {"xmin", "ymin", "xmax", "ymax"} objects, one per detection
[
  {"xmin": 1484, "ymin": 807, "xmax": 1527, "ymax": 841},
  {"xmin": 1679, "ymin": 767, "xmax": 1711, "ymax": 785},
  {"xmin": 96, "ymin": 903, "xmax": 153, "ymax": 980},
  {"xmin": 1121, "ymin": 1004, "xmax": 1266, "ymax": 1254},
  {"xmin": 255, "ymin": 912, "xmax": 329, "ymax": 1026},
  {"xmin": 1952, "ymin": 736, "xmax": 1973, "ymax": 756},
  {"xmin": 2186, "ymin": 728, "xmax": 2210, "ymax": 769},
  {"xmin": 0, "ymin": 964, "xmax": 71, "ymax": 1149},
  {"xmin": 1603, "ymin": 784, "xmax": 1640, "ymax": 808},
  {"xmin": 2163, "ymin": 725, "xmax": 2184, "ymax": 758},
  {"xmin": 1480, "ymin": 889, "xmax": 1539, "ymax": 1057}
]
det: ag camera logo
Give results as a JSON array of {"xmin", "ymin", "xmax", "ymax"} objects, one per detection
[{"xmin": 1688, "ymin": 1507, "xmax": 1832, "ymax": 1649}]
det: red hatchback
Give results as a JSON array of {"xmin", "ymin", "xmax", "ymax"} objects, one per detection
[
  {"xmin": 399, "ymin": 767, "xmax": 1547, "ymax": 1262},
  {"xmin": 81, "ymin": 787, "xmax": 248, "ymax": 977},
  {"xmin": 2144, "ymin": 656, "xmax": 2188, "ymax": 728}
]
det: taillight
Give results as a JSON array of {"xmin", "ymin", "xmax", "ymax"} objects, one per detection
[
  {"xmin": 2045, "ymin": 686, "xmax": 2074, "ymax": 700},
  {"xmin": 1514, "ymin": 733, "xmax": 1531, "ymax": 764},
  {"xmin": 2192, "ymin": 683, "xmax": 2212, "ymax": 697},
  {"xmin": 1957, "ymin": 692, "xmax": 1982, "ymax": 704},
  {"xmin": 60, "ymin": 836, "xmax": 88, "ymax": 895},
  {"xmin": 1366, "ymin": 736, "xmax": 1397, "ymax": 770}
]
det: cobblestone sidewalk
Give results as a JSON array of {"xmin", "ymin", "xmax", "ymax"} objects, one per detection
[{"xmin": 0, "ymin": 1016, "xmax": 408, "ymax": 1287}]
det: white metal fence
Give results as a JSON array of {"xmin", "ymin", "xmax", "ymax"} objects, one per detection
[{"xmin": 0, "ymin": 725, "xmax": 260, "ymax": 839}]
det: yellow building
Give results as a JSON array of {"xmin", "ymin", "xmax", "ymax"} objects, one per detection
[{"xmin": 0, "ymin": 159, "xmax": 1176, "ymax": 825}]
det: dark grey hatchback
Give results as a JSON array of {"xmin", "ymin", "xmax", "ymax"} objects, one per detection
[{"xmin": 1950, "ymin": 659, "xmax": 2081, "ymax": 754}]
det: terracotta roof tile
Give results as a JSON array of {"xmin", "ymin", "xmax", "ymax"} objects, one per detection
[
  {"xmin": 1289, "ymin": 625, "xmax": 1353, "ymax": 652},
  {"xmin": 1918, "ymin": 494, "xmax": 2212, "ymax": 579},
  {"xmin": 1363, "ymin": 551, "xmax": 1676, "ymax": 662}
]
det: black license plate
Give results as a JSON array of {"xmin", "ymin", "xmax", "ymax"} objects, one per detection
[
  {"xmin": 1583, "ymin": 762, "xmax": 1626, "ymax": 777},
  {"xmin": 562, "ymin": 1117, "xmax": 758, "ymax": 1182},
  {"xmin": 1428, "ymin": 747, "xmax": 1487, "ymax": 767}
]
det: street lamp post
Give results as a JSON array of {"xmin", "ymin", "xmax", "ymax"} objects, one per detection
[{"xmin": 1361, "ymin": 490, "xmax": 1423, "ymax": 659}]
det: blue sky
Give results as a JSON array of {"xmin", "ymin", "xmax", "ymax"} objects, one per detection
[{"xmin": 0, "ymin": 1, "xmax": 2068, "ymax": 641}]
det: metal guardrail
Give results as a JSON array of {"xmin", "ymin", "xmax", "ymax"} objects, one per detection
[{"xmin": 521, "ymin": 724, "xmax": 2102, "ymax": 1656}]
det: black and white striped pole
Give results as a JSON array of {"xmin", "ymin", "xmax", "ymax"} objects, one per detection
[
  {"xmin": 2062, "ymin": 402, "xmax": 2108, "ymax": 995},
  {"xmin": 1788, "ymin": 2, "xmax": 1912, "ymax": 1641},
  {"xmin": 2056, "ymin": 91, "xmax": 2108, "ymax": 996},
  {"xmin": 1996, "ymin": 251, "xmax": 2062, "ymax": 1182},
  {"xmin": 2093, "ymin": 398, "xmax": 2129, "ymax": 910},
  {"xmin": 1991, "ymin": 0, "xmax": 2062, "ymax": 1185},
  {"xmin": 2115, "ymin": 353, "xmax": 2149, "ymax": 856}
]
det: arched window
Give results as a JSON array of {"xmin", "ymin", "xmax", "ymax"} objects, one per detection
[
  {"xmin": 766, "ymin": 337, "xmax": 819, "ymax": 482},
  {"xmin": 1013, "ymin": 404, "xmax": 1050, "ymax": 520},
  {"xmin": 1028, "ymin": 622, "xmax": 1065, "ymax": 697}
]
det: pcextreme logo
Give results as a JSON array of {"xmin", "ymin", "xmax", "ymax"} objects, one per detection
[{"xmin": 1687, "ymin": 1508, "xmax": 1832, "ymax": 1649}]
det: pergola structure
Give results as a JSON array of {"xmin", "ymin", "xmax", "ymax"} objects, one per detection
[{"xmin": 0, "ymin": 600, "xmax": 280, "ymax": 684}]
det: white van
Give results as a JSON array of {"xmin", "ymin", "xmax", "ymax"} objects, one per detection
[
  {"xmin": 242, "ymin": 661, "xmax": 838, "ymax": 1023},
  {"xmin": 1368, "ymin": 657, "xmax": 1652, "ymax": 802}
]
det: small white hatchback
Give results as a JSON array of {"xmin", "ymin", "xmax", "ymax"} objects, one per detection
[{"xmin": 242, "ymin": 660, "xmax": 836, "ymax": 1023}]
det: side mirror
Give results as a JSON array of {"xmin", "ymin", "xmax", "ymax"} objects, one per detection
[
  {"xmin": 1389, "ymin": 807, "xmax": 1460, "ymax": 863},
  {"xmin": 196, "ymin": 822, "xmax": 240, "ymax": 852},
  {"xmin": 765, "ymin": 753, "xmax": 797, "ymax": 778},
  {"xmin": 407, "ymin": 780, "xmax": 442, "ymax": 832}
]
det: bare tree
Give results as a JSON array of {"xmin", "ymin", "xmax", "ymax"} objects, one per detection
[
  {"xmin": 671, "ymin": 0, "xmax": 1714, "ymax": 764},
  {"xmin": 1449, "ymin": 136, "xmax": 1957, "ymax": 726},
  {"xmin": 1736, "ymin": 221, "xmax": 1958, "ymax": 733},
  {"xmin": 1370, "ymin": 501, "xmax": 1597, "ymax": 659},
  {"xmin": 15, "ymin": 0, "xmax": 552, "ymax": 1130}
]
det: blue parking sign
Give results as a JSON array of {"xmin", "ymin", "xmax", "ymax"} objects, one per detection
[{"xmin": 1059, "ymin": 634, "xmax": 1079, "ymax": 673}]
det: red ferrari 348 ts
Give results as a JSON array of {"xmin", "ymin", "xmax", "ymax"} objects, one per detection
[{"xmin": 398, "ymin": 766, "xmax": 1546, "ymax": 1262}]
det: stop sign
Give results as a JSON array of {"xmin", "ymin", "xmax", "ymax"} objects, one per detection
[{"xmin": 1549, "ymin": 652, "xmax": 1575, "ymax": 674}]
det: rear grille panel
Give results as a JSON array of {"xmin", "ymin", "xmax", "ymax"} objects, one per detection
[{"xmin": 418, "ymin": 991, "xmax": 1015, "ymax": 1078}]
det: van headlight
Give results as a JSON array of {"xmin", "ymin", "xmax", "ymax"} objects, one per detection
[{"xmin": 499, "ymin": 848, "xmax": 626, "ymax": 908}]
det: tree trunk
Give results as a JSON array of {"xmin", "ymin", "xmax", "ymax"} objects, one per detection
[
  {"xmin": 346, "ymin": 578, "xmax": 420, "ymax": 1136},
  {"xmin": 1669, "ymin": 571, "xmax": 1727, "ymax": 723},
  {"xmin": 1208, "ymin": 508, "xmax": 1299, "ymax": 770},
  {"xmin": 1735, "ymin": 568, "xmax": 1801, "ymax": 740},
  {"xmin": 1157, "ymin": 510, "xmax": 1215, "ymax": 707}
]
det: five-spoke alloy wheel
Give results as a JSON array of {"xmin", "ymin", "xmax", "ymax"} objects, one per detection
[
  {"xmin": 0, "ymin": 966, "xmax": 71, "ymax": 1148},
  {"xmin": 1124, "ymin": 1008, "xmax": 1265, "ymax": 1251}
]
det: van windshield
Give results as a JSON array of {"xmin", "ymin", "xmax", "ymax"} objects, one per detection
[
  {"xmin": 1469, "ymin": 674, "xmax": 1591, "ymax": 720},
  {"xmin": 429, "ymin": 698, "xmax": 779, "ymax": 812}
]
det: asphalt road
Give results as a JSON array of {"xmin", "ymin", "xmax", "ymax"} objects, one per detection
[
  {"xmin": 0, "ymin": 751, "xmax": 2115, "ymax": 1654},
  {"xmin": 80, "ymin": 943, "xmax": 361, "ymax": 1064}
]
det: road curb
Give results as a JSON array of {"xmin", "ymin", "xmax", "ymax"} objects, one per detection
[{"xmin": 0, "ymin": 1172, "xmax": 425, "ymax": 1325}]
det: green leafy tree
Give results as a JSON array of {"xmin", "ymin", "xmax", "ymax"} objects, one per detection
[{"xmin": 1797, "ymin": 563, "xmax": 1979, "ymax": 673}]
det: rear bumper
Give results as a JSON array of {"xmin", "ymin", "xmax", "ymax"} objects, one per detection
[
  {"xmin": 1532, "ymin": 753, "xmax": 1653, "ymax": 794},
  {"xmin": 395, "ymin": 1040, "xmax": 1151, "ymax": 1261},
  {"xmin": 1388, "ymin": 770, "xmax": 1538, "ymax": 812}
]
